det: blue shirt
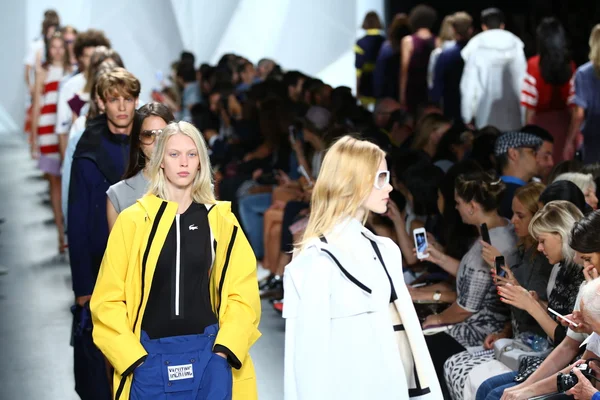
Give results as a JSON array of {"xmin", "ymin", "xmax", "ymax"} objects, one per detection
[
  {"xmin": 572, "ymin": 62, "xmax": 600, "ymax": 163},
  {"xmin": 500, "ymin": 176, "xmax": 527, "ymax": 186},
  {"xmin": 592, "ymin": 391, "xmax": 600, "ymax": 400},
  {"xmin": 499, "ymin": 176, "xmax": 526, "ymax": 219}
]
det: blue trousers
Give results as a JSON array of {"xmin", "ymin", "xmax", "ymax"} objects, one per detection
[
  {"xmin": 476, "ymin": 371, "xmax": 518, "ymax": 400},
  {"xmin": 130, "ymin": 324, "xmax": 232, "ymax": 400},
  {"xmin": 238, "ymin": 192, "xmax": 272, "ymax": 259}
]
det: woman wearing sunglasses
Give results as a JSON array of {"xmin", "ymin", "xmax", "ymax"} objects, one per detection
[
  {"xmin": 106, "ymin": 102, "xmax": 174, "ymax": 231},
  {"xmin": 283, "ymin": 136, "xmax": 442, "ymax": 399}
]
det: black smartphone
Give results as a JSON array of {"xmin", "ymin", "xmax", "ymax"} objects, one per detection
[
  {"xmin": 495, "ymin": 256, "xmax": 506, "ymax": 278},
  {"xmin": 481, "ymin": 223, "xmax": 491, "ymax": 245}
]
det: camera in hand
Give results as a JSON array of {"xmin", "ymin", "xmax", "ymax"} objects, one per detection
[{"xmin": 556, "ymin": 363, "xmax": 594, "ymax": 392}]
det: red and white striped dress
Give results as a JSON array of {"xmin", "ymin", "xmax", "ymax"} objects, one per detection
[
  {"xmin": 520, "ymin": 55, "xmax": 575, "ymax": 162},
  {"xmin": 37, "ymin": 65, "xmax": 65, "ymax": 176}
]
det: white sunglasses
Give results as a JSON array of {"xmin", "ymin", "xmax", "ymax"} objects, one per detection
[{"xmin": 374, "ymin": 170, "xmax": 390, "ymax": 190}]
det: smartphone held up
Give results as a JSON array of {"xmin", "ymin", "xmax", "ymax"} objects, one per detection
[{"xmin": 413, "ymin": 228, "xmax": 429, "ymax": 260}]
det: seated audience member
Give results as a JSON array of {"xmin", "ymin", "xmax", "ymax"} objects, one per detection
[
  {"xmin": 539, "ymin": 180, "xmax": 590, "ymax": 215},
  {"xmin": 581, "ymin": 163, "xmax": 600, "ymax": 200},
  {"xmin": 547, "ymin": 159, "xmax": 583, "ymax": 184},
  {"xmin": 387, "ymin": 163, "xmax": 444, "ymax": 267},
  {"xmin": 433, "ymin": 122, "xmax": 474, "ymax": 173},
  {"xmin": 469, "ymin": 129, "xmax": 499, "ymax": 172},
  {"xmin": 259, "ymin": 110, "xmax": 330, "ymax": 297},
  {"xmin": 521, "ymin": 124, "xmax": 555, "ymax": 183},
  {"xmin": 476, "ymin": 205, "xmax": 592, "ymax": 400},
  {"xmin": 495, "ymin": 132, "xmax": 543, "ymax": 218},
  {"xmin": 447, "ymin": 199, "xmax": 584, "ymax": 400},
  {"xmin": 386, "ymin": 108, "xmax": 414, "ymax": 150},
  {"xmin": 420, "ymin": 170, "xmax": 520, "ymax": 399},
  {"xmin": 411, "ymin": 112, "xmax": 452, "ymax": 160},
  {"xmin": 554, "ymin": 172, "xmax": 599, "ymax": 210}
]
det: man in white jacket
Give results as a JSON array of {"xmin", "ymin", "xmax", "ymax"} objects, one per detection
[{"xmin": 460, "ymin": 8, "xmax": 526, "ymax": 131}]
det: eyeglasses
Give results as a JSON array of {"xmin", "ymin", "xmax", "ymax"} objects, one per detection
[
  {"xmin": 374, "ymin": 170, "xmax": 390, "ymax": 190},
  {"xmin": 140, "ymin": 129, "xmax": 162, "ymax": 145}
]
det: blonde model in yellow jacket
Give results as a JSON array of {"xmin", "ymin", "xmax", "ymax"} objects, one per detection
[{"xmin": 90, "ymin": 121, "xmax": 261, "ymax": 400}]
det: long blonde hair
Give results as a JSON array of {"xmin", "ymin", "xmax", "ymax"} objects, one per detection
[
  {"xmin": 298, "ymin": 135, "xmax": 385, "ymax": 249},
  {"xmin": 146, "ymin": 121, "xmax": 216, "ymax": 205},
  {"xmin": 589, "ymin": 24, "xmax": 600, "ymax": 76}
]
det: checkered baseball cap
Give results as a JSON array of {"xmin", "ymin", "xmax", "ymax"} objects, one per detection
[{"xmin": 494, "ymin": 132, "xmax": 543, "ymax": 157}]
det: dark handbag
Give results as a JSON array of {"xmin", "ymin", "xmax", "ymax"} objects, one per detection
[{"xmin": 514, "ymin": 355, "xmax": 544, "ymax": 382}]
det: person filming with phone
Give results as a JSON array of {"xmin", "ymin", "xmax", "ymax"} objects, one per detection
[
  {"xmin": 420, "ymin": 170, "xmax": 519, "ymax": 398},
  {"xmin": 443, "ymin": 182, "xmax": 553, "ymax": 399}
]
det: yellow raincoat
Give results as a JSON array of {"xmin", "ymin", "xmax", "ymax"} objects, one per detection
[{"xmin": 90, "ymin": 194, "xmax": 261, "ymax": 400}]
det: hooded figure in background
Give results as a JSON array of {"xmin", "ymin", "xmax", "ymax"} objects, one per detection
[{"xmin": 460, "ymin": 8, "xmax": 526, "ymax": 131}]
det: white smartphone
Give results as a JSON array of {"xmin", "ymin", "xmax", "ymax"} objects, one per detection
[
  {"xmin": 413, "ymin": 228, "xmax": 429, "ymax": 260},
  {"xmin": 298, "ymin": 165, "xmax": 313, "ymax": 186},
  {"xmin": 548, "ymin": 307, "xmax": 579, "ymax": 327}
]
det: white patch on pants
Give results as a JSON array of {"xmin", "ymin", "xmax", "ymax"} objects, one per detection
[{"xmin": 167, "ymin": 364, "xmax": 194, "ymax": 381}]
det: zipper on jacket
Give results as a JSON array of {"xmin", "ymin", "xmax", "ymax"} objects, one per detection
[{"xmin": 174, "ymin": 214, "xmax": 181, "ymax": 316}]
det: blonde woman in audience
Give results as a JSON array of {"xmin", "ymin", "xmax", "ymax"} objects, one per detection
[
  {"xmin": 476, "ymin": 201, "xmax": 585, "ymax": 400},
  {"xmin": 443, "ymin": 183, "xmax": 551, "ymax": 399},
  {"xmin": 283, "ymin": 135, "xmax": 441, "ymax": 399}
]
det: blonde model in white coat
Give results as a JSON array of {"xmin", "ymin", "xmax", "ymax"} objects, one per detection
[{"xmin": 283, "ymin": 136, "xmax": 442, "ymax": 400}]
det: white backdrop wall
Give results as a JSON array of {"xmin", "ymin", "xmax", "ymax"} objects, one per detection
[{"xmin": 1, "ymin": 0, "xmax": 384, "ymax": 134}]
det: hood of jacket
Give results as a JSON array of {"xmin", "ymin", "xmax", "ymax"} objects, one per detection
[{"xmin": 461, "ymin": 29, "xmax": 524, "ymax": 66}]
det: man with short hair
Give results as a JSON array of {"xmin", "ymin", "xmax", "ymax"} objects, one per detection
[
  {"xmin": 522, "ymin": 124, "xmax": 555, "ymax": 183},
  {"xmin": 373, "ymin": 97, "xmax": 402, "ymax": 128},
  {"xmin": 460, "ymin": 8, "xmax": 526, "ymax": 131},
  {"xmin": 494, "ymin": 132, "xmax": 542, "ymax": 218},
  {"xmin": 55, "ymin": 29, "xmax": 111, "ymax": 157},
  {"xmin": 430, "ymin": 11, "xmax": 473, "ymax": 121},
  {"xmin": 67, "ymin": 68, "xmax": 140, "ymax": 400}
]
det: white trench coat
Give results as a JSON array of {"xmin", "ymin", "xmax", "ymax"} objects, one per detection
[{"xmin": 283, "ymin": 219, "xmax": 442, "ymax": 400}]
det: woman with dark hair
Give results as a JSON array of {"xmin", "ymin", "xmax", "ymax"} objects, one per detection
[
  {"xmin": 521, "ymin": 17, "xmax": 575, "ymax": 162},
  {"xmin": 539, "ymin": 180, "xmax": 590, "ymax": 214},
  {"xmin": 400, "ymin": 4, "xmax": 438, "ymax": 114},
  {"xmin": 106, "ymin": 103, "xmax": 175, "ymax": 230},
  {"xmin": 355, "ymin": 11, "xmax": 385, "ymax": 106},
  {"xmin": 570, "ymin": 210, "xmax": 600, "ymax": 279},
  {"xmin": 386, "ymin": 163, "xmax": 444, "ymax": 267},
  {"xmin": 433, "ymin": 123, "xmax": 474, "ymax": 173},
  {"xmin": 419, "ymin": 170, "xmax": 519, "ymax": 398},
  {"xmin": 373, "ymin": 13, "xmax": 411, "ymax": 100}
]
